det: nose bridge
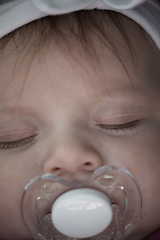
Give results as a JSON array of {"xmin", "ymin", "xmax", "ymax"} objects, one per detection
[{"xmin": 43, "ymin": 133, "xmax": 102, "ymax": 175}]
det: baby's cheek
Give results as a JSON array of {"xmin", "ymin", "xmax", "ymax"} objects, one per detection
[
  {"xmin": 0, "ymin": 153, "xmax": 42, "ymax": 239},
  {"xmin": 0, "ymin": 192, "xmax": 31, "ymax": 239},
  {"xmin": 134, "ymin": 160, "xmax": 160, "ymax": 233}
]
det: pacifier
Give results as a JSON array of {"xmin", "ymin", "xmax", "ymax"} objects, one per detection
[{"xmin": 21, "ymin": 165, "xmax": 142, "ymax": 240}]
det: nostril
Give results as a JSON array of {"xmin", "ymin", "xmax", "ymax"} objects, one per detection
[
  {"xmin": 51, "ymin": 167, "xmax": 61, "ymax": 174},
  {"xmin": 85, "ymin": 162, "xmax": 91, "ymax": 166},
  {"xmin": 55, "ymin": 168, "xmax": 60, "ymax": 170},
  {"xmin": 84, "ymin": 162, "xmax": 95, "ymax": 170},
  {"xmin": 83, "ymin": 161, "xmax": 99, "ymax": 171}
]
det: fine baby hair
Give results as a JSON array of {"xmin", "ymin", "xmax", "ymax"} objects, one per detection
[{"xmin": 0, "ymin": 1, "xmax": 160, "ymax": 240}]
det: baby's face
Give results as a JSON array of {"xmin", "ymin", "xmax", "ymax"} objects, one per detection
[{"xmin": 0, "ymin": 19, "xmax": 160, "ymax": 240}]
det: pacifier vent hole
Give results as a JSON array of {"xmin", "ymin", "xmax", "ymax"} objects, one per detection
[
  {"xmin": 112, "ymin": 187, "xmax": 127, "ymax": 212},
  {"xmin": 36, "ymin": 197, "xmax": 51, "ymax": 224},
  {"xmin": 98, "ymin": 175, "xmax": 116, "ymax": 187},
  {"xmin": 42, "ymin": 182, "xmax": 59, "ymax": 194}
]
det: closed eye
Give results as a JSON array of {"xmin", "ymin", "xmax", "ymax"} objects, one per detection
[
  {"xmin": 96, "ymin": 120, "xmax": 140, "ymax": 131},
  {"xmin": 0, "ymin": 135, "xmax": 37, "ymax": 150}
]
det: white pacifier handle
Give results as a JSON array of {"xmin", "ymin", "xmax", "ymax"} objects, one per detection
[
  {"xmin": 33, "ymin": 0, "xmax": 146, "ymax": 15},
  {"xmin": 51, "ymin": 188, "xmax": 113, "ymax": 238}
]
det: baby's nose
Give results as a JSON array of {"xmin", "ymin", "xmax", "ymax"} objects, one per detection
[{"xmin": 43, "ymin": 139, "xmax": 102, "ymax": 175}]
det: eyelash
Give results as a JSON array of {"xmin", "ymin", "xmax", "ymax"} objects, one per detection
[
  {"xmin": 96, "ymin": 120, "xmax": 140, "ymax": 132},
  {"xmin": 0, "ymin": 120, "xmax": 139, "ymax": 150},
  {"xmin": 0, "ymin": 135, "xmax": 37, "ymax": 150}
]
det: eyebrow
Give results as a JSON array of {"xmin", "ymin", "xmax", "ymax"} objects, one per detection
[
  {"xmin": 0, "ymin": 88, "xmax": 150, "ymax": 117},
  {"xmin": 96, "ymin": 90, "xmax": 150, "ymax": 106}
]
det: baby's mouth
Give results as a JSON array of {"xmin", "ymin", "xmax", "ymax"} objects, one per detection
[{"xmin": 21, "ymin": 165, "xmax": 142, "ymax": 240}]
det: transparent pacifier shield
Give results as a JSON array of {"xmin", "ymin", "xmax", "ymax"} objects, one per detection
[
  {"xmin": 21, "ymin": 165, "xmax": 142, "ymax": 240},
  {"xmin": 51, "ymin": 188, "xmax": 113, "ymax": 238}
]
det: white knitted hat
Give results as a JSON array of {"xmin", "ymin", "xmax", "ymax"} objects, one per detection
[{"xmin": 0, "ymin": 0, "xmax": 160, "ymax": 50}]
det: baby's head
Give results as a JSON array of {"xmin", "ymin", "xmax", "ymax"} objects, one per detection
[{"xmin": 0, "ymin": 1, "xmax": 160, "ymax": 240}]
